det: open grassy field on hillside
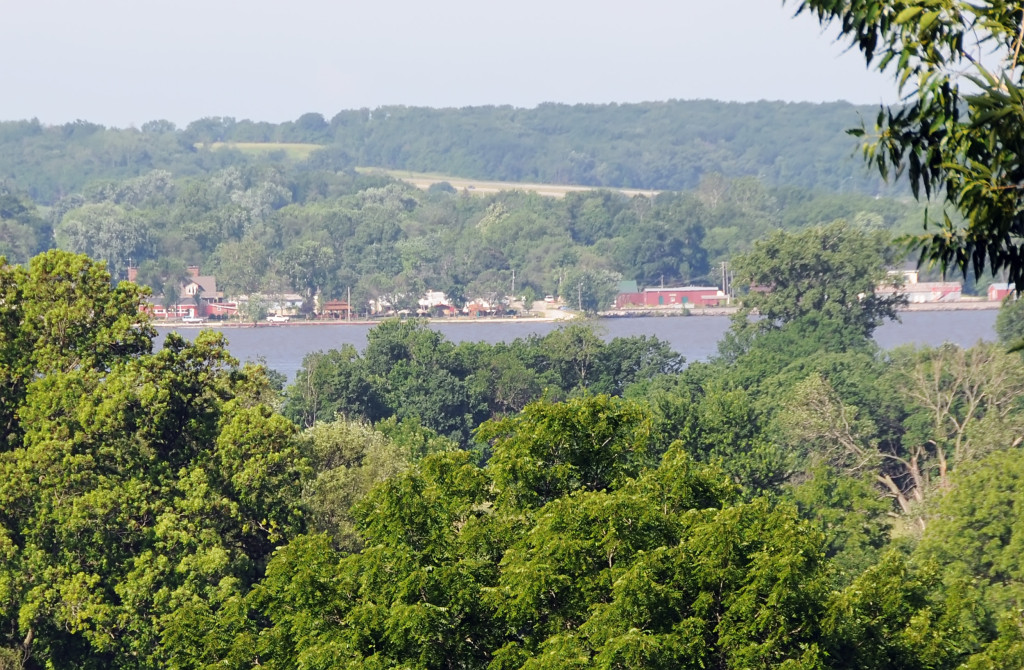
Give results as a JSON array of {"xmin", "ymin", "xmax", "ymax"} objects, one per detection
[{"xmin": 356, "ymin": 167, "xmax": 660, "ymax": 199}]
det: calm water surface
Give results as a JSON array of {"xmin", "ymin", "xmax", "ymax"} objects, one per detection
[{"xmin": 156, "ymin": 310, "xmax": 998, "ymax": 382}]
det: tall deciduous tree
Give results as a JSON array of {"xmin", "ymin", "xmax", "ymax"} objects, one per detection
[
  {"xmin": 0, "ymin": 251, "xmax": 153, "ymax": 449},
  {"xmin": 732, "ymin": 220, "xmax": 904, "ymax": 340},
  {"xmin": 0, "ymin": 251, "xmax": 308, "ymax": 668},
  {"xmin": 886, "ymin": 343, "xmax": 1024, "ymax": 515},
  {"xmin": 54, "ymin": 202, "xmax": 151, "ymax": 277},
  {"xmin": 280, "ymin": 239, "xmax": 336, "ymax": 308},
  {"xmin": 790, "ymin": 0, "xmax": 1024, "ymax": 285},
  {"xmin": 480, "ymin": 394, "xmax": 654, "ymax": 510}
]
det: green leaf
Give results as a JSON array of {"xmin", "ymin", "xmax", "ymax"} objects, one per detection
[
  {"xmin": 919, "ymin": 10, "xmax": 941, "ymax": 31},
  {"xmin": 895, "ymin": 6, "xmax": 924, "ymax": 24}
]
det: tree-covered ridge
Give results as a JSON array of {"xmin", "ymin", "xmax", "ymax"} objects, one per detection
[
  {"xmin": 314, "ymin": 100, "xmax": 892, "ymax": 194},
  {"xmin": 2, "ymin": 157, "xmax": 933, "ymax": 317},
  {"xmin": 0, "ymin": 100, "xmax": 894, "ymax": 204}
]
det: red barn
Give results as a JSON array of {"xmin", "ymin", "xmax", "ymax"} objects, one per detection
[
  {"xmin": 616, "ymin": 286, "xmax": 725, "ymax": 309},
  {"xmin": 989, "ymin": 283, "xmax": 1015, "ymax": 302}
]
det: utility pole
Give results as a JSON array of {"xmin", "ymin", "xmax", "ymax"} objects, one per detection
[
  {"xmin": 578, "ymin": 281, "xmax": 583, "ymax": 312},
  {"xmin": 347, "ymin": 286, "xmax": 351, "ymax": 322},
  {"xmin": 511, "ymin": 269, "xmax": 515, "ymax": 298},
  {"xmin": 720, "ymin": 262, "xmax": 731, "ymax": 303}
]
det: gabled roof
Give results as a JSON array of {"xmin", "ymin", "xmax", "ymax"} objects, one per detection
[{"xmin": 182, "ymin": 276, "xmax": 221, "ymax": 300}]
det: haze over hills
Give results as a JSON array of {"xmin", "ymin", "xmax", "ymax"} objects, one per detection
[
  {"xmin": 0, "ymin": 97, "xmax": 937, "ymax": 309},
  {"xmin": 0, "ymin": 99, "xmax": 894, "ymax": 204},
  {"xmin": 9, "ymin": 3, "xmax": 1024, "ymax": 666}
]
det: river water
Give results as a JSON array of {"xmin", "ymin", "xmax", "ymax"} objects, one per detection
[{"xmin": 155, "ymin": 311, "xmax": 999, "ymax": 382}]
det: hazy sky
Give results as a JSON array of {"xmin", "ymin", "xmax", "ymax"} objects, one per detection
[{"xmin": 0, "ymin": 0, "xmax": 900, "ymax": 129}]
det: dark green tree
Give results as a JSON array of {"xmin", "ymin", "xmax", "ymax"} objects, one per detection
[
  {"xmin": 732, "ymin": 220, "xmax": 904, "ymax": 340},
  {"xmin": 996, "ymin": 295, "xmax": 1024, "ymax": 346},
  {"xmin": 480, "ymin": 394, "xmax": 655, "ymax": 510},
  {"xmin": 285, "ymin": 345, "xmax": 385, "ymax": 427},
  {"xmin": 0, "ymin": 251, "xmax": 153, "ymax": 450}
]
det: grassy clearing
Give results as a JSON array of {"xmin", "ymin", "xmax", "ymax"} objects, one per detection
[
  {"xmin": 355, "ymin": 167, "xmax": 660, "ymax": 199},
  {"xmin": 200, "ymin": 142, "xmax": 323, "ymax": 160}
]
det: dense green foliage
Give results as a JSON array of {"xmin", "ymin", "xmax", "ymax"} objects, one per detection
[
  {"xmin": 0, "ymin": 101, "xmax": 895, "ymax": 204},
  {"xmin": 4, "ymin": 237, "xmax": 1024, "ymax": 668},
  {"xmin": 285, "ymin": 319, "xmax": 683, "ymax": 444},
  {"xmin": 731, "ymin": 221, "xmax": 905, "ymax": 339},
  {"xmin": 0, "ymin": 252, "xmax": 308, "ymax": 668},
  {"xmin": 0, "ymin": 161, "xmax": 932, "ymax": 315}
]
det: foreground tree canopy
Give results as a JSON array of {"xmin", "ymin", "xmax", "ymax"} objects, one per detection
[
  {"xmin": 791, "ymin": 0, "xmax": 1024, "ymax": 286},
  {"xmin": 4, "ymin": 250, "xmax": 1024, "ymax": 669},
  {"xmin": 0, "ymin": 252, "xmax": 308, "ymax": 668}
]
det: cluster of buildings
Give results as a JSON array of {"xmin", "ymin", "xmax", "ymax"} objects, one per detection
[
  {"xmin": 136, "ymin": 264, "xmax": 1017, "ymax": 323},
  {"xmin": 878, "ymin": 270, "xmax": 1015, "ymax": 304},
  {"xmin": 135, "ymin": 267, "xmax": 511, "ymax": 321},
  {"xmin": 875, "ymin": 270, "xmax": 963, "ymax": 304},
  {"xmin": 134, "ymin": 266, "xmax": 233, "ymax": 320},
  {"xmin": 611, "ymin": 271, "xmax": 1015, "ymax": 312},
  {"xmin": 135, "ymin": 266, "xmax": 316, "ymax": 321}
]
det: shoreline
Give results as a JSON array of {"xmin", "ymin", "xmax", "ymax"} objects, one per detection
[
  {"xmin": 898, "ymin": 300, "xmax": 1002, "ymax": 311},
  {"xmin": 154, "ymin": 300, "xmax": 1004, "ymax": 329},
  {"xmin": 154, "ymin": 315, "xmax": 572, "ymax": 329}
]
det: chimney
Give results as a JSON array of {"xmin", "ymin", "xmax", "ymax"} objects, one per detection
[{"xmin": 187, "ymin": 265, "xmax": 200, "ymax": 278}]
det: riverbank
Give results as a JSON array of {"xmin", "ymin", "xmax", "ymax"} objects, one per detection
[
  {"xmin": 604, "ymin": 299, "xmax": 1005, "ymax": 318},
  {"xmin": 900, "ymin": 300, "xmax": 1002, "ymax": 311},
  {"xmin": 155, "ymin": 314, "xmax": 572, "ymax": 329},
  {"xmin": 154, "ymin": 299, "xmax": 1005, "ymax": 329},
  {"xmin": 602, "ymin": 307, "xmax": 739, "ymax": 317}
]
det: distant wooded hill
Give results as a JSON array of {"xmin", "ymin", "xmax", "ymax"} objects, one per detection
[{"xmin": 0, "ymin": 100, "xmax": 892, "ymax": 204}]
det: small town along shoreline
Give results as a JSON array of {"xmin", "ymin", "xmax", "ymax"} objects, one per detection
[{"xmin": 154, "ymin": 299, "xmax": 1005, "ymax": 329}]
